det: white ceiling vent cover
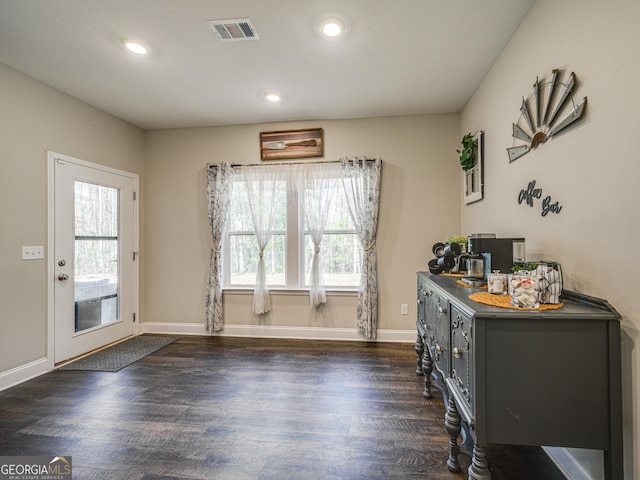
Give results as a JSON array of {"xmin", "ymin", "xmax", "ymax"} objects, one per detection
[{"xmin": 207, "ymin": 18, "xmax": 259, "ymax": 42}]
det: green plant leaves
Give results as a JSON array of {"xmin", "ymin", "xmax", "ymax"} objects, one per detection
[{"xmin": 457, "ymin": 133, "xmax": 477, "ymax": 171}]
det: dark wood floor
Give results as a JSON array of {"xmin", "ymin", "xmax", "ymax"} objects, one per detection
[{"xmin": 0, "ymin": 336, "xmax": 566, "ymax": 480}]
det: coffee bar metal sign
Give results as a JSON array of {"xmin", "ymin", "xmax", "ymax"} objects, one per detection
[{"xmin": 518, "ymin": 180, "xmax": 562, "ymax": 216}]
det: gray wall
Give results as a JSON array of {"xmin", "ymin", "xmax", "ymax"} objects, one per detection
[
  {"xmin": 142, "ymin": 115, "xmax": 461, "ymax": 338},
  {"xmin": 460, "ymin": 0, "xmax": 640, "ymax": 477},
  {"xmin": 0, "ymin": 64, "xmax": 145, "ymax": 373}
]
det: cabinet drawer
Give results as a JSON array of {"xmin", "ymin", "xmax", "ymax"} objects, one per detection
[
  {"xmin": 417, "ymin": 277, "xmax": 429, "ymax": 329},
  {"xmin": 450, "ymin": 304, "xmax": 473, "ymax": 413},
  {"xmin": 425, "ymin": 291, "xmax": 450, "ymax": 376}
]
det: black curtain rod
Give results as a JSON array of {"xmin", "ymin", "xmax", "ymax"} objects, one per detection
[{"xmin": 207, "ymin": 158, "xmax": 378, "ymax": 169}]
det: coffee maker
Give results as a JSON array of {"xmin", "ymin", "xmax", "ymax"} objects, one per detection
[{"xmin": 468, "ymin": 233, "xmax": 526, "ymax": 280}]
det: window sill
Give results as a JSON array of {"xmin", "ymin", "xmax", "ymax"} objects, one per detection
[{"xmin": 223, "ymin": 288, "xmax": 358, "ymax": 297}]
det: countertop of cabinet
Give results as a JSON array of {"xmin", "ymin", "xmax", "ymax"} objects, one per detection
[{"xmin": 418, "ymin": 272, "xmax": 621, "ymax": 322}]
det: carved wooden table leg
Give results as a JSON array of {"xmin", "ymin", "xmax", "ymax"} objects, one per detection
[
  {"xmin": 420, "ymin": 343, "xmax": 434, "ymax": 399},
  {"xmin": 445, "ymin": 394, "xmax": 462, "ymax": 472},
  {"xmin": 468, "ymin": 443, "xmax": 492, "ymax": 480},
  {"xmin": 414, "ymin": 333, "xmax": 425, "ymax": 376}
]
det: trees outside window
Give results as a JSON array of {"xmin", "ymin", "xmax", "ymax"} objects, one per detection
[{"xmin": 225, "ymin": 171, "xmax": 359, "ymax": 290}]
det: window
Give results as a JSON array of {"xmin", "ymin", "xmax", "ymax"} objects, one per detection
[
  {"xmin": 74, "ymin": 181, "xmax": 120, "ymax": 331},
  {"xmin": 301, "ymin": 177, "xmax": 359, "ymax": 288},
  {"xmin": 224, "ymin": 169, "xmax": 359, "ymax": 290},
  {"xmin": 226, "ymin": 176, "xmax": 287, "ymax": 286}
]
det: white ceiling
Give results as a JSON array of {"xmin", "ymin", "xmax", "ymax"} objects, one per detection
[{"xmin": 0, "ymin": 0, "xmax": 534, "ymax": 130}]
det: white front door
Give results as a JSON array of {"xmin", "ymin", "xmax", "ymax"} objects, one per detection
[{"xmin": 48, "ymin": 152, "xmax": 138, "ymax": 364}]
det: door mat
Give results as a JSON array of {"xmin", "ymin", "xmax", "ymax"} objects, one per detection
[{"xmin": 58, "ymin": 335, "xmax": 178, "ymax": 372}]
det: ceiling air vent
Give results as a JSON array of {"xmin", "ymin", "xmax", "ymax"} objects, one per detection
[{"xmin": 207, "ymin": 18, "xmax": 259, "ymax": 42}]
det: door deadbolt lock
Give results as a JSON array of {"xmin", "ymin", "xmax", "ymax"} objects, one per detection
[
  {"xmin": 58, "ymin": 260, "xmax": 66, "ymax": 267},
  {"xmin": 57, "ymin": 274, "xmax": 69, "ymax": 281}
]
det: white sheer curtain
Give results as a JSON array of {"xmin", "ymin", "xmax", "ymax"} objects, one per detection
[
  {"xmin": 301, "ymin": 163, "xmax": 339, "ymax": 307},
  {"xmin": 340, "ymin": 157, "xmax": 382, "ymax": 340},
  {"xmin": 242, "ymin": 164, "xmax": 287, "ymax": 314},
  {"xmin": 205, "ymin": 162, "xmax": 235, "ymax": 332}
]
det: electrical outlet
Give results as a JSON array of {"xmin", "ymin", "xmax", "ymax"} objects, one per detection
[
  {"xmin": 401, "ymin": 304, "xmax": 408, "ymax": 315},
  {"xmin": 22, "ymin": 246, "xmax": 44, "ymax": 260}
]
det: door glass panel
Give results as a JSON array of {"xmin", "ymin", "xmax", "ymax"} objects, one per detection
[{"xmin": 74, "ymin": 181, "xmax": 119, "ymax": 332}]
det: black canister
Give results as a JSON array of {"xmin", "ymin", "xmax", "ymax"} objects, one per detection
[
  {"xmin": 428, "ymin": 258, "xmax": 442, "ymax": 274},
  {"xmin": 437, "ymin": 254, "xmax": 456, "ymax": 270},
  {"xmin": 444, "ymin": 243, "xmax": 461, "ymax": 256}
]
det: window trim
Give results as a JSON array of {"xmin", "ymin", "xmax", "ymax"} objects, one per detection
[{"xmin": 223, "ymin": 287, "xmax": 358, "ymax": 297}]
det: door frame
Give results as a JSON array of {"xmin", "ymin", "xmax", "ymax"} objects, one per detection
[{"xmin": 46, "ymin": 151, "xmax": 140, "ymax": 370}]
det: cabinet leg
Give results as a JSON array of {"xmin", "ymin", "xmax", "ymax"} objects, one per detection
[
  {"xmin": 445, "ymin": 395, "xmax": 461, "ymax": 472},
  {"xmin": 421, "ymin": 344, "xmax": 433, "ymax": 399},
  {"xmin": 414, "ymin": 333, "xmax": 425, "ymax": 376},
  {"xmin": 468, "ymin": 444, "xmax": 492, "ymax": 480}
]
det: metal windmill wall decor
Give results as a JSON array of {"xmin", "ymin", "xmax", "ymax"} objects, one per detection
[{"xmin": 507, "ymin": 69, "xmax": 588, "ymax": 162}]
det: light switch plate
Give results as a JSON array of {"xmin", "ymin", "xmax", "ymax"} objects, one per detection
[{"xmin": 22, "ymin": 246, "xmax": 44, "ymax": 260}]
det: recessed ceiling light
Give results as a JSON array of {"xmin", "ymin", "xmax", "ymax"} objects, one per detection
[
  {"xmin": 264, "ymin": 91, "xmax": 282, "ymax": 103},
  {"xmin": 122, "ymin": 38, "xmax": 148, "ymax": 55},
  {"xmin": 320, "ymin": 18, "xmax": 344, "ymax": 38}
]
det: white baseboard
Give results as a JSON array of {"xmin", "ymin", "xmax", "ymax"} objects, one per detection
[
  {"xmin": 138, "ymin": 321, "xmax": 208, "ymax": 336},
  {"xmin": 543, "ymin": 446, "xmax": 597, "ymax": 480},
  {"xmin": 139, "ymin": 321, "xmax": 417, "ymax": 343},
  {"xmin": 0, "ymin": 358, "xmax": 48, "ymax": 392}
]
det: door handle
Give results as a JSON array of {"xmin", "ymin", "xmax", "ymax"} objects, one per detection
[{"xmin": 57, "ymin": 274, "xmax": 69, "ymax": 281}]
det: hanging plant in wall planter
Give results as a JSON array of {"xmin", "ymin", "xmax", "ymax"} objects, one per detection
[
  {"xmin": 457, "ymin": 133, "xmax": 477, "ymax": 171},
  {"xmin": 457, "ymin": 131, "xmax": 484, "ymax": 204}
]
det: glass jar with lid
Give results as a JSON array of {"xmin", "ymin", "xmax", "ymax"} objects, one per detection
[
  {"xmin": 509, "ymin": 271, "xmax": 540, "ymax": 308},
  {"xmin": 487, "ymin": 271, "xmax": 507, "ymax": 295}
]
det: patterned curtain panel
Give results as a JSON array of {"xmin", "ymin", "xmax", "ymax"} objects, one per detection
[
  {"xmin": 340, "ymin": 157, "xmax": 382, "ymax": 340},
  {"xmin": 205, "ymin": 162, "xmax": 235, "ymax": 332}
]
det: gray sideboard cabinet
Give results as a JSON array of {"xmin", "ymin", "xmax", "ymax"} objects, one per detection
[{"xmin": 415, "ymin": 272, "xmax": 623, "ymax": 480}]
